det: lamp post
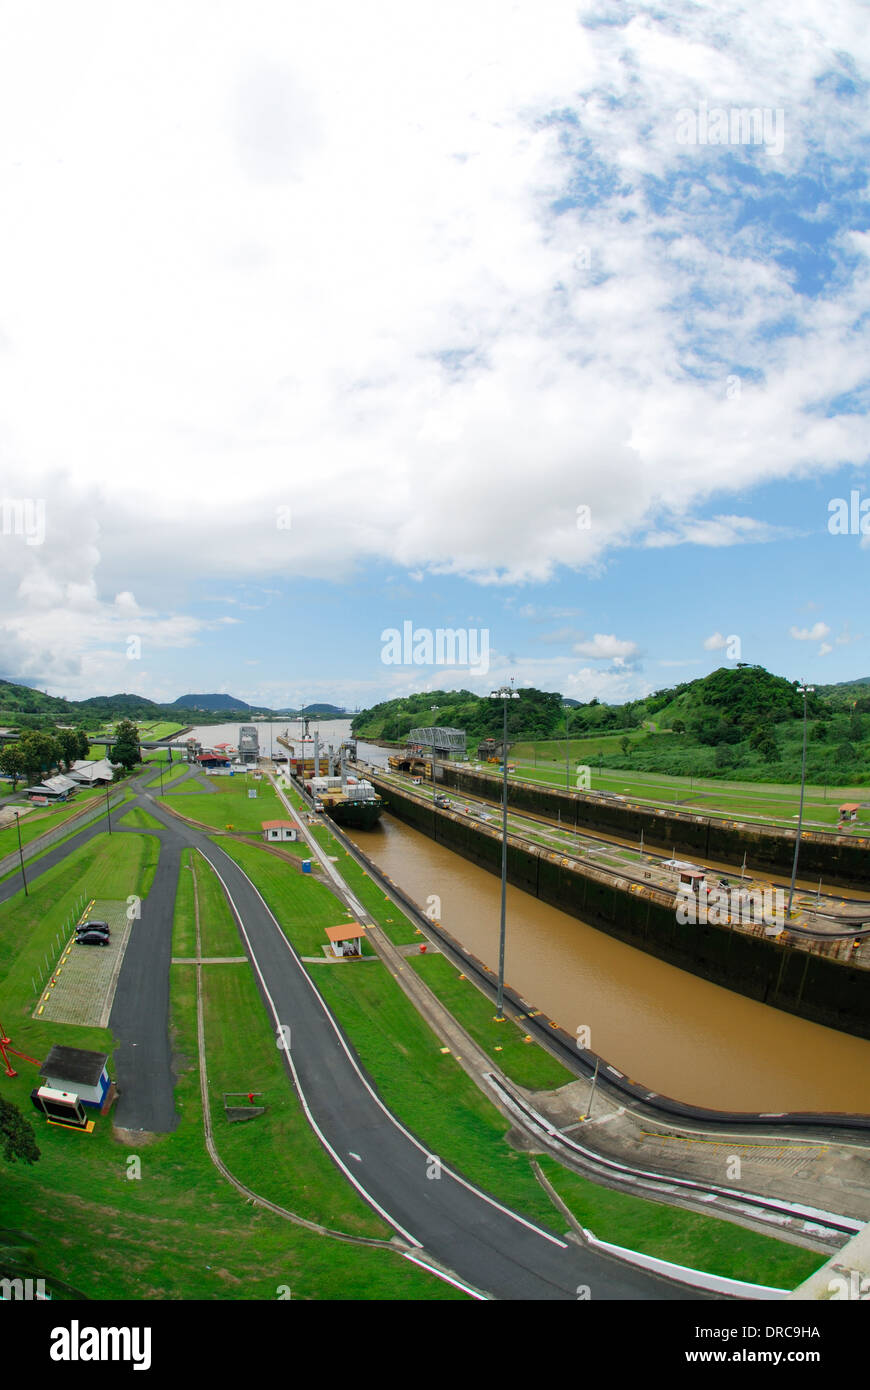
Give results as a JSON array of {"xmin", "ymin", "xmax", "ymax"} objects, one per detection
[
  {"xmin": 565, "ymin": 705, "xmax": 571, "ymax": 792},
  {"xmin": 489, "ymin": 680, "xmax": 520, "ymax": 1019},
  {"xmin": 13, "ymin": 810, "xmax": 27, "ymax": 896},
  {"xmin": 430, "ymin": 705, "xmax": 440, "ymax": 804},
  {"xmin": 787, "ymin": 683, "xmax": 814, "ymax": 915}
]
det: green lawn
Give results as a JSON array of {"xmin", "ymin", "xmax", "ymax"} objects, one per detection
[
  {"xmin": 0, "ymin": 836, "xmax": 462, "ymax": 1301},
  {"xmin": 138, "ymin": 722, "xmax": 185, "ymax": 740},
  {"xmin": 408, "ymin": 952, "xmax": 575, "ymax": 1091},
  {"xmin": 193, "ymin": 851, "xmax": 244, "ymax": 957},
  {"xmin": 161, "ymin": 775, "xmax": 290, "ymax": 834},
  {"xmin": 117, "ymin": 806, "xmax": 164, "ymax": 831},
  {"xmin": 0, "ymin": 790, "xmax": 104, "ymax": 857},
  {"xmin": 536, "ymin": 1157, "xmax": 822, "ymax": 1289},
  {"xmin": 502, "ymin": 763, "xmax": 869, "ymax": 832},
  {"xmin": 172, "ymin": 849, "xmax": 198, "ymax": 956}
]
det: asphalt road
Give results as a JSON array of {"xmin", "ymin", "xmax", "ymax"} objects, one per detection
[{"xmin": 5, "ymin": 773, "xmax": 704, "ymax": 1300}]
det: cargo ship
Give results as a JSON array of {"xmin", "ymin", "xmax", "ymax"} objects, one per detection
[{"xmin": 304, "ymin": 774, "xmax": 383, "ymax": 829}]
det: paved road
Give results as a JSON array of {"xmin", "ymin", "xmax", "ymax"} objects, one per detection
[{"xmin": 6, "ymin": 773, "xmax": 704, "ymax": 1300}]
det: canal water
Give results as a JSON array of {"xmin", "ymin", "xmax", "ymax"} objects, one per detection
[
  {"xmin": 350, "ymin": 807, "xmax": 870, "ymax": 1115},
  {"xmin": 181, "ymin": 726, "xmax": 870, "ymax": 1112}
]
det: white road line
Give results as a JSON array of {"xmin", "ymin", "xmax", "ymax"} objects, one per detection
[{"xmin": 403, "ymin": 1253, "xmax": 489, "ymax": 1301}]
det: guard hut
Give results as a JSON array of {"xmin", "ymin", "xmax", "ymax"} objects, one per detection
[
  {"xmin": 325, "ymin": 923, "xmax": 366, "ymax": 958},
  {"xmin": 839, "ymin": 802, "xmax": 860, "ymax": 823},
  {"xmin": 676, "ymin": 868, "xmax": 707, "ymax": 896},
  {"xmin": 261, "ymin": 819, "xmax": 298, "ymax": 843},
  {"xmin": 40, "ymin": 1045, "xmax": 111, "ymax": 1111}
]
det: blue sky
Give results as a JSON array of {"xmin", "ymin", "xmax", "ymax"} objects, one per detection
[{"xmin": 1, "ymin": 2, "xmax": 868, "ymax": 709}]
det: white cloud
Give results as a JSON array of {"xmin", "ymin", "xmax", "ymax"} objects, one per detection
[
  {"xmin": 644, "ymin": 516, "xmax": 800, "ymax": 550},
  {"xmin": 790, "ymin": 622, "xmax": 831, "ymax": 641},
  {"xmin": 573, "ymin": 633, "xmax": 640, "ymax": 661},
  {"xmin": 818, "ymin": 642, "xmax": 833, "ymax": 655},
  {"xmin": 2, "ymin": 3, "xmax": 870, "ymax": 690},
  {"xmin": 703, "ymin": 631, "xmax": 728, "ymax": 650}
]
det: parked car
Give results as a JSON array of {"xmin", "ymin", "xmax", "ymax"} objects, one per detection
[
  {"xmin": 76, "ymin": 930, "xmax": 110, "ymax": 946},
  {"xmin": 78, "ymin": 919, "xmax": 110, "ymax": 934}
]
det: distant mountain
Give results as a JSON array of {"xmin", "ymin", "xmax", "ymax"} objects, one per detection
[
  {"xmin": 172, "ymin": 692, "xmax": 251, "ymax": 713},
  {"xmin": 79, "ymin": 693, "xmax": 164, "ymax": 714},
  {"xmin": 298, "ymin": 703, "xmax": 347, "ymax": 717}
]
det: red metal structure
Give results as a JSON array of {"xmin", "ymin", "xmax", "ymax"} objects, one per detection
[{"xmin": 0, "ymin": 1019, "xmax": 42, "ymax": 1078}]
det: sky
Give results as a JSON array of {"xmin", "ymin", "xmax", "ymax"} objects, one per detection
[{"xmin": 0, "ymin": 1, "xmax": 868, "ymax": 711}]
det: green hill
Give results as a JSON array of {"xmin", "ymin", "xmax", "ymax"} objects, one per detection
[{"xmin": 351, "ymin": 666, "xmax": 869, "ymax": 784}]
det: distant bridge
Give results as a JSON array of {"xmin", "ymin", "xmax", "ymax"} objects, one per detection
[{"xmin": 406, "ymin": 726, "xmax": 466, "ymax": 756}]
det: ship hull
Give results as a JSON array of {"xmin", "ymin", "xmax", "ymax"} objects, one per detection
[{"xmin": 324, "ymin": 799, "xmax": 383, "ymax": 829}]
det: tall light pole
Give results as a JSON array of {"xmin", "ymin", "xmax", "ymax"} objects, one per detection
[
  {"xmin": 489, "ymin": 680, "xmax": 520, "ymax": 1020},
  {"xmin": 565, "ymin": 705, "xmax": 571, "ymax": 791},
  {"xmin": 787, "ymin": 683, "xmax": 814, "ymax": 915},
  {"xmin": 430, "ymin": 705, "xmax": 439, "ymax": 804},
  {"xmin": 13, "ymin": 810, "xmax": 28, "ymax": 896}
]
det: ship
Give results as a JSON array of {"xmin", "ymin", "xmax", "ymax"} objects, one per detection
[{"xmin": 304, "ymin": 774, "xmax": 383, "ymax": 829}]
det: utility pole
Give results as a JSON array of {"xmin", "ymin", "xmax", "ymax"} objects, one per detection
[
  {"xmin": 584, "ymin": 1057, "xmax": 600, "ymax": 1121},
  {"xmin": 13, "ymin": 810, "xmax": 28, "ymax": 896},
  {"xmin": 489, "ymin": 680, "xmax": 520, "ymax": 1020},
  {"xmin": 787, "ymin": 683, "xmax": 814, "ymax": 915},
  {"xmin": 565, "ymin": 705, "xmax": 571, "ymax": 792},
  {"xmin": 431, "ymin": 705, "xmax": 439, "ymax": 806}
]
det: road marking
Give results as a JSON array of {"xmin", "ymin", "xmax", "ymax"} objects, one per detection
[
  {"xmin": 349, "ymin": 1151, "xmax": 362, "ymax": 1161},
  {"xmin": 403, "ymin": 1252, "xmax": 489, "ymax": 1300}
]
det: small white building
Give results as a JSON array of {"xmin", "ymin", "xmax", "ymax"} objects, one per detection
[
  {"xmin": 261, "ymin": 819, "xmax": 298, "ymax": 843},
  {"xmin": 325, "ymin": 923, "xmax": 366, "ymax": 957},
  {"xmin": 40, "ymin": 1045, "xmax": 111, "ymax": 1109}
]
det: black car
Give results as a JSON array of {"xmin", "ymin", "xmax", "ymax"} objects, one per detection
[
  {"xmin": 76, "ymin": 929, "xmax": 110, "ymax": 945},
  {"xmin": 76, "ymin": 925, "xmax": 110, "ymax": 940},
  {"xmin": 78, "ymin": 919, "xmax": 110, "ymax": 933}
]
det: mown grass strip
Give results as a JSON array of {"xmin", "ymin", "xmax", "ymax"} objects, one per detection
[
  {"xmin": 536, "ymin": 1156, "xmax": 822, "ymax": 1289},
  {"xmin": 408, "ymin": 952, "xmax": 574, "ymax": 1091}
]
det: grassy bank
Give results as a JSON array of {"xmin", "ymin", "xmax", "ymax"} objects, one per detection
[{"xmin": 537, "ymin": 1157, "xmax": 821, "ymax": 1289}]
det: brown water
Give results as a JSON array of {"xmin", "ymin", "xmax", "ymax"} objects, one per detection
[{"xmin": 351, "ymin": 812, "xmax": 870, "ymax": 1114}]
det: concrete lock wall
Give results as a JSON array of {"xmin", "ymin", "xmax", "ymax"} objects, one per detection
[
  {"xmin": 437, "ymin": 766, "xmax": 870, "ymax": 889},
  {"xmin": 371, "ymin": 776, "xmax": 870, "ymax": 1042}
]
